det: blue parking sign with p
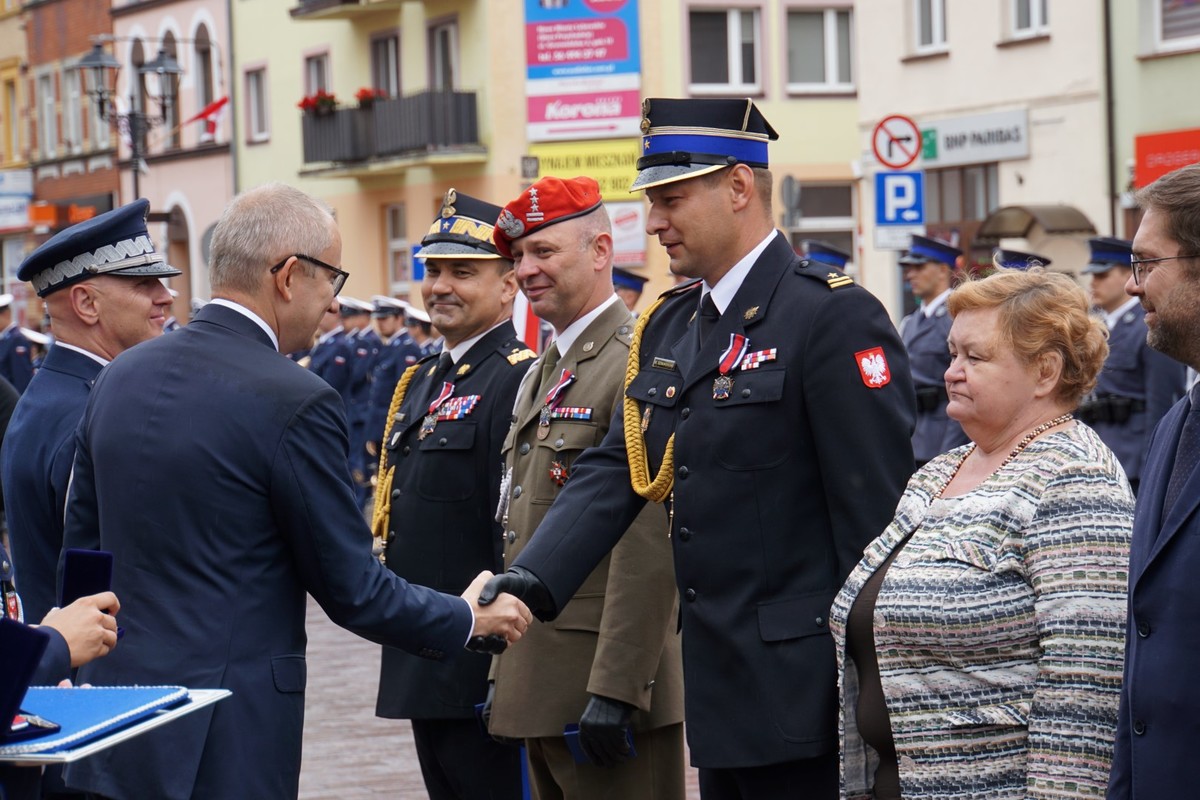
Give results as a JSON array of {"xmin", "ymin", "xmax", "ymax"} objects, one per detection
[{"xmin": 875, "ymin": 171, "xmax": 925, "ymax": 226}]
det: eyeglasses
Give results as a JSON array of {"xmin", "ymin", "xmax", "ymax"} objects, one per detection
[
  {"xmin": 270, "ymin": 254, "xmax": 349, "ymax": 295},
  {"xmin": 1131, "ymin": 254, "xmax": 1199, "ymax": 286}
]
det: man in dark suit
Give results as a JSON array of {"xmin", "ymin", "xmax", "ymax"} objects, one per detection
[
  {"xmin": 0, "ymin": 294, "xmax": 34, "ymax": 393},
  {"xmin": 1076, "ymin": 237, "xmax": 1185, "ymax": 495},
  {"xmin": 1109, "ymin": 163, "xmax": 1200, "ymax": 800},
  {"xmin": 487, "ymin": 176, "xmax": 685, "ymax": 798},
  {"xmin": 59, "ymin": 182, "xmax": 531, "ymax": 800},
  {"xmin": 370, "ymin": 190, "xmax": 529, "ymax": 800},
  {"xmin": 2, "ymin": 199, "xmax": 178, "ymax": 627},
  {"xmin": 897, "ymin": 234, "xmax": 968, "ymax": 467},
  {"xmin": 482, "ymin": 98, "xmax": 916, "ymax": 799}
]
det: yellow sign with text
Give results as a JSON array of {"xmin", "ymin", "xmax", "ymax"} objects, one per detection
[{"xmin": 529, "ymin": 139, "xmax": 641, "ymax": 201}]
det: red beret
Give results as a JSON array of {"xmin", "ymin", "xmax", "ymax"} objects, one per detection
[{"xmin": 494, "ymin": 176, "xmax": 603, "ymax": 260}]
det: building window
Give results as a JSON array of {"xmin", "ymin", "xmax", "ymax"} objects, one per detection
[
  {"xmin": 785, "ymin": 183, "xmax": 857, "ymax": 273},
  {"xmin": 924, "ymin": 164, "xmax": 999, "ymax": 225},
  {"xmin": 386, "ymin": 204, "xmax": 410, "ymax": 295},
  {"xmin": 688, "ymin": 8, "xmax": 761, "ymax": 95},
  {"xmin": 787, "ymin": 8, "xmax": 853, "ymax": 92},
  {"xmin": 1157, "ymin": 0, "xmax": 1200, "ymax": 49},
  {"xmin": 63, "ymin": 68, "xmax": 82, "ymax": 154},
  {"xmin": 195, "ymin": 26, "xmax": 215, "ymax": 109},
  {"xmin": 161, "ymin": 34, "xmax": 181, "ymax": 150},
  {"xmin": 3, "ymin": 79, "xmax": 19, "ymax": 163},
  {"xmin": 305, "ymin": 53, "xmax": 329, "ymax": 94},
  {"xmin": 428, "ymin": 20, "xmax": 457, "ymax": 91},
  {"xmin": 914, "ymin": 0, "xmax": 947, "ymax": 52},
  {"xmin": 371, "ymin": 34, "xmax": 400, "ymax": 96},
  {"xmin": 245, "ymin": 68, "xmax": 269, "ymax": 143},
  {"xmin": 1012, "ymin": 0, "xmax": 1048, "ymax": 36},
  {"xmin": 37, "ymin": 73, "xmax": 55, "ymax": 160}
]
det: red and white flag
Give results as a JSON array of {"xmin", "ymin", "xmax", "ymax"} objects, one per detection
[{"xmin": 185, "ymin": 95, "xmax": 229, "ymax": 141}]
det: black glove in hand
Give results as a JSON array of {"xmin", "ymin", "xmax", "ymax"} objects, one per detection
[
  {"xmin": 477, "ymin": 565, "xmax": 553, "ymax": 617},
  {"xmin": 578, "ymin": 694, "xmax": 635, "ymax": 768},
  {"xmin": 465, "ymin": 634, "xmax": 508, "ymax": 654}
]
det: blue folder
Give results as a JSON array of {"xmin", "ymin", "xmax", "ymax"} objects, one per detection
[{"xmin": 0, "ymin": 686, "xmax": 189, "ymax": 756}]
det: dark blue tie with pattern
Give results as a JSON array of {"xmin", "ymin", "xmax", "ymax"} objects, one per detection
[{"xmin": 1163, "ymin": 384, "xmax": 1200, "ymax": 521}]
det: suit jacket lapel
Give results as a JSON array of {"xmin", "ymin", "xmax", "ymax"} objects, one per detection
[
  {"xmin": 679, "ymin": 233, "xmax": 793, "ymax": 394},
  {"xmin": 1134, "ymin": 397, "xmax": 1189, "ymax": 581}
]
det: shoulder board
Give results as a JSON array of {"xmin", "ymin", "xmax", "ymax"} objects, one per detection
[
  {"xmin": 505, "ymin": 345, "xmax": 537, "ymax": 365},
  {"xmin": 794, "ymin": 258, "xmax": 855, "ymax": 291},
  {"xmin": 656, "ymin": 277, "xmax": 703, "ymax": 300}
]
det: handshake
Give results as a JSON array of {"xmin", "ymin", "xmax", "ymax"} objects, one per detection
[{"xmin": 459, "ymin": 567, "xmax": 552, "ymax": 654}]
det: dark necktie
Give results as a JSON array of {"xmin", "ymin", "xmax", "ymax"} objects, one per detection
[
  {"xmin": 1163, "ymin": 384, "xmax": 1200, "ymax": 520},
  {"xmin": 425, "ymin": 351, "xmax": 455, "ymax": 404},
  {"xmin": 538, "ymin": 342, "xmax": 561, "ymax": 394},
  {"xmin": 698, "ymin": 293, "xmax": 720, "ymax": 348}
]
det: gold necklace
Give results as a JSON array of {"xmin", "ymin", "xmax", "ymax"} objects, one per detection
[{"xmin": 937, "ymin": 412, "xmax": 1074, "ymax": 498}]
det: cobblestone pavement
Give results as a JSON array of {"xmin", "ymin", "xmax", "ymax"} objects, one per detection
[{"xmin": 299, "ymin": 597, "xmax": 701, "ymax": 798}]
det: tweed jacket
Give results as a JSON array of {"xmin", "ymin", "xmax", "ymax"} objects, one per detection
[
  {"xmin": 488, "ymin": 299, "xmax": 683, "ymax": 739},
  {"xmin": 830, "ymin": 423, "xmax": 1132, "ymax": 800}
]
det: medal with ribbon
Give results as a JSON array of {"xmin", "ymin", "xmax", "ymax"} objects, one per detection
[
  {"xmin": 713, "ymin": 333, "xmax": 749, "ymax": 400},
  {"xmin": 538, "ymin": 368, "xmax": 577, "ymax": 440},
  {"xmin": 419, "ymin": 381, "xmax": 455, "ymax": 440}
]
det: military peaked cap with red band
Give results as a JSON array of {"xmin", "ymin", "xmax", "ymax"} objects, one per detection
[
  {"xmin": 493, "ymin": 176, "xmax": 603, "ymax": 260},
  {"xmin": 416, "ymin": 189, "xmax": 505, "ymax": 260}
]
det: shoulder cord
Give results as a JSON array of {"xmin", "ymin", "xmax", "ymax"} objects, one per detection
[
  {"xmin": 623, "ymin": 293, "xmax": 675, "ymax": 503},
  {"xmin": 370, "ymin": 362, "xmax": 421, "ymax": 554}
]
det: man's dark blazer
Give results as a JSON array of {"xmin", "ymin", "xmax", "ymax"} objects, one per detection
[
  {"xmin": 1109, "ymin": 387, "xmax": 1200, "ymax": 799},
  {"xmin": 376, "ymin": 321, "xmax": 531, "ymax": 720},
  {"xmin": 60, "ymin": 303, "xmax": 472, "ymax": 800},
  {"xmin": 1090, "ymin": 304, "xmax": 1185, "ymax": 486},
  {"xmin": 2, "ymin": 344, "xmax": 103, "ymax": 623},
  {"xmin": 514, "ymin": 233, "xmax": 916, "ymax": 769}
]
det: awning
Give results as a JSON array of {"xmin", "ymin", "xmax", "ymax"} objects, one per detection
[{"xmin": 973, "ymin": 204, "xmax": 1097, "ymax": 243}]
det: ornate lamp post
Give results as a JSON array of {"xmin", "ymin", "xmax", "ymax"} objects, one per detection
[{"xmin": 71, "ymin": 42, "xmax": 183, "ymax": 201}]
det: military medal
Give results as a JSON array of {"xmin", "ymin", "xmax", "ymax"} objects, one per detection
[
  {"xmin": 538, "ymin": 368, "xmax": 576, "ymax": 441},
  {"xmin": 549, "ymin": 460, "xmax": 569, "ymax": 487},
  {"xmin": 713, "ymin": 333, "xmax": 749, "ymax": 400},
  {"xmin": 419, "ymin": 381, "xmax": 455, "ymax": 440}
]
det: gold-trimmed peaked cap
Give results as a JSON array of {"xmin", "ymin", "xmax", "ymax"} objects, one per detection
[
  {"xmin": 632, "ymin": 97, "xmax": 779, "ymax": 192},
  {"xmin": 416, "ymin": 188, "xmax": 505, "ymax": 260}
]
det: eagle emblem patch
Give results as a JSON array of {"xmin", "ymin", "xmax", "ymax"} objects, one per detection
[{"xmin": 855, "ymin": 347, "xmax": 891, "ymax": 388}]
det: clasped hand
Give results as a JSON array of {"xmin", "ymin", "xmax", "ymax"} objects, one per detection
[{"xmin": 461, "ymin": 571, "xmax": 532, "ymax": 654}]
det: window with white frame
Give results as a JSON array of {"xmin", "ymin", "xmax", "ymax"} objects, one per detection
[
  {"xmin": 63, "ymin": 68, "xmax": 82, "ymax": 153},
  {"xmin": 688, "ymin": 8, "xmax": 761, "ymax": 94},
  {"xmin": 1156, "ymin": 0, "xmax": 1200, "ymax": 50},
  {"xmin": 371, "ymin": 34, "xmax": 400, "ymax": 97},
  {"xmin": 386, "ymin": 204, "xmax": 411, "ymax": 295},
  {"xmin": 786, "ymin": 184, "xmax": 856, "ymax": 274},
  {"xmin": 305, "ymin": 53, "xmax": 329, "ymax": 94},
  {"xmin": 37, "ymin": 73, "xmax": 56, "ymax": 160},
  {"xmin": 4, "ymin": 79, "xmax": 19, "ymax": 162},
  {"xmin": 245, "ymin": 68, "xmax": 269, "ymax": 143},
  {"xmin": 914, "ymin": 0, "xmax": 947, "ymax": 52},
  {"xmin": 787, "ymin": 8, "xmax": 853, "ymax": 92},
  {"xmin": 1012, "ymin": 0, "xmax": 1048, "ymax": 37},
  {"xmin": 428, "ymin": 20, "xmax": 457, "ymax": 91}
]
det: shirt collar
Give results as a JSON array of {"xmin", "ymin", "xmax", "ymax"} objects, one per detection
[
  {"xmin": 922, "ymin": 289, "xmax": 952, "ymax": 318},
  {"xmin": 703, "ymin": 231, "xmax": 779, "ymax": 314},
  {"xmin": 318, "ymin": 325, "xmax": 343, "ymax": 344},
  {"xmin": 1104, "ymin": 296, "xmax": 1140, "ymax": 329},
  {"xmin": 548, "ymin": 294, "xmax": 622, "ymax": 359},
  {"xmin": 444, "ymin": 320, "xmax": 510, "ymax": 364},
  {"xmin": 209, "ymin": 298, "xmax": 280, "ymax": 351}
]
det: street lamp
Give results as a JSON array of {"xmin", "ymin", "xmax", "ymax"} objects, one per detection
[{"xmin": 71, "ymin": 42, "xmax": 183, "ymax": 201}]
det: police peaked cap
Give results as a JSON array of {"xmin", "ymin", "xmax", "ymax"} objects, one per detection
[
  {"xmin": 994, "ymin": 248, "xmax": 1053, "ymax": 270},
  {"xmin": 417, "ymin": 189, "xmax": 505, "ymax": 260},
  {"xmin": 632, "ymin": 98, "xmax": 779, "ymax": 191},
  {"xmin": 802, "ymin": 240, "xmax": 852, "ymax": 270},
  {"xmin": 904, "ymin": 234, "xmax": 962, "ymax": 268},
  {"xmin": 1082, "ymin": 237, "xmax": 1133, "ymax": 274},
  {"xmin": 612, "ymin": 267, "xmax": 649, "ymax": 292},
  {"xmin": 18, "ymin": 198, "xmax": 181, "ymax": 297}
]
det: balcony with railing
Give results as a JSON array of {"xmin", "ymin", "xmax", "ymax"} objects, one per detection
[
  {"xmin": 290, "ymin": 0, "xmax": 405, "ymax": 21},
  {"xmin": 300, "ymin": 91, "xmax": 485, "ymax": 176}
]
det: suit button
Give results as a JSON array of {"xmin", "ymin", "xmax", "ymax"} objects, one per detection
[
  {"xmin": 1133, "ymin": 719, "xmax": 1146, "ymax": 735},
  {"xmin": 678, "ymin": 466, "xmax": 689, "ymax": 479},
  {"xmin": 513, "ymin": 486, "xmax": 522, "ymax": 498},
  {"xmin": 678, "ymin": 527, "xmax": 692, "ymax": 541},
  {"xmin": 519, "ymin": 443, "xmax": 530, "ymax": 455},
  {"xmin": 402, "ymin": 446, "xmax": 411, "ymax": 456},
  {"xmin": 506, "ymin": 531, "xmax": 516, "ymax": 544},
  {"xmin": 391, "ymin": 489, "xmax": 401, "ymax": 500},
  {"xmin": 680, "ymin": 407, "xmax": 690, "ymax": 419},
  {"xmin": 1137, "ymin": 621, "xmax": 1151, "ymax": 637},
  {"xmin": 685, "ymin": 588, "xmax": 696, "ymax": 602},
  {"xmin": 555, "ymin": 438, "xmax": 564, "ymax": 447},
  {"xmin": 645, "ymin": 680, "xmax": 655, "ymax": 690},
  {"xmin": 438, "ymin": 437, "xmax": 448, "ymax": 446},
  {"xmin": 648, "ymin": 387, "xmax": 657, "ymax": 396},
  {"xmin": 815, "ymin": 616, "xmax": 825, "ymax": 627},
  {"xmin": 741, "ymin": 388, "xmax": 751, "ymax": 398}
]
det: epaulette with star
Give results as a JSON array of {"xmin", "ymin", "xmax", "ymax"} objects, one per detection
[
  {"xmin": 794, "ymin": 258, "xmax": 855, "ymax": 291},
  {"xmin": 657, "ymin": 276, "xmax": 704, "ymax": 300},
  {"xmin": 504, "ymin": 343, "xmax": 537, "ymax": 365}
]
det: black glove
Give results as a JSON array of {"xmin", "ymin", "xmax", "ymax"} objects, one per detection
[
  {"xmin": 477, "ymin": 565, "xmax": 554, "ymax": 616},
  {"xmin": 465, "ymin": 634, "xmax": 508, "ymax": 654},
  {"xmin": 578, "ymin": 694, "xmax": 636, "ymax": 768}
]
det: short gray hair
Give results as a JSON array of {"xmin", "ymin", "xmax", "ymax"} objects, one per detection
[{"xmin": 210, "ymin": 182, "xmax": 336, "ymax": 294}]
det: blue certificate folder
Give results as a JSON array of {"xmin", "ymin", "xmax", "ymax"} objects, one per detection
[{"xmin": 1, "ymin": 686, "xmax": 189, "ymax": 756}]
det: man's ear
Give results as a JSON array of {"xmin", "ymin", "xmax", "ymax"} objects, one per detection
[
  {"xmin": 274, "ymin": 256, "xmax": 298, "ymax": 301},
  {"xmin": 728, "ymin": 163, "xmax": 756, "ymax": 212},
  {"xmin": 69, "ymin": 283, "xmax": 101, "ymax": 326}
]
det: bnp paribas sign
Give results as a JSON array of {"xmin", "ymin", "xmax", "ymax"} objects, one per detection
[{"xmin": 920, "ymin": 109, "xmax": 1029, "ymax": 167}]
